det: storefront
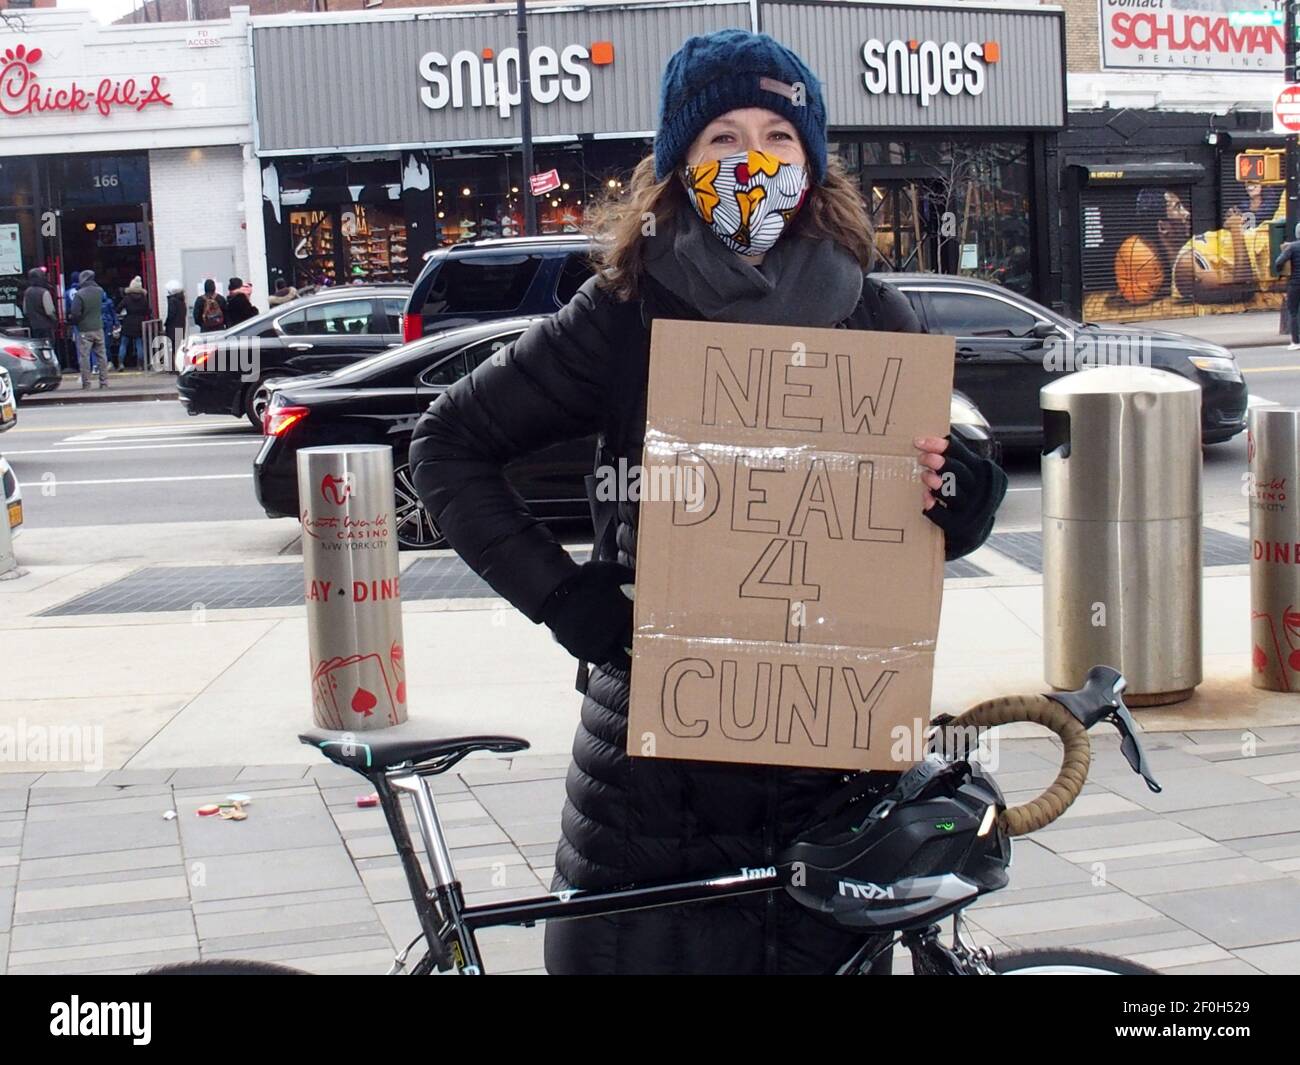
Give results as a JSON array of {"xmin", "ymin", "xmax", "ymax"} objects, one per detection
[
  {"xmin": 250, "ymin": 0, "xmax": 1065, "ymax": 300},
  {"xmin": 758, "ymin": 1, "xmax": 1065, "ymax": 301},
  {"xmin": 1058, "ymin": 109, "xmax": 1285, "ymax": 322},
  {"xmin": 250, "ymin": 0, "xmax": 752, "ymax": 290},
  {"xmin": 0, "ymin": 7, "xmax": 263, "ymax": 356}
]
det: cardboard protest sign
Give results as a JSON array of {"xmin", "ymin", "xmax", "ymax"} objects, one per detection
[{"xmin": 628, "ymin": 319, "xmax": 955, "ymax": 771}]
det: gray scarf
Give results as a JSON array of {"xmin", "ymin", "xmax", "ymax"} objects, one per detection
[{"xmin": 642, "ymin": 207, "xmax": 864, "ymax": 326}]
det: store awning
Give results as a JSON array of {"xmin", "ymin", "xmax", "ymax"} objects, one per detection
[{"xmin": 1075, "ymin": 162, "xmax": 1206, "ymax": 186}]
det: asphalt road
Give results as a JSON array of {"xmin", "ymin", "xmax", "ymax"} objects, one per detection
[{"xmin": 4, "ymin": 340, "xmax": 1299, "ymax": 537}]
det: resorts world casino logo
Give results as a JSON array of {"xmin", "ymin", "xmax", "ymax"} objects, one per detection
[
  {"xmin": 861, "ymin": 38, "xmax": 1000, "ymax": 107},
  {"xmin": 419, "ymin": 41, "xmax": 614, "ymax": 119}
]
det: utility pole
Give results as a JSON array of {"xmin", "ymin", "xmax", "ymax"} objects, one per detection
[
  {"xmin": 517, "ymin": 0, "xmax": 538, "ymax": 236},
  {"xmin": 1287, "ymin": 0, "xmax": 1298, "ymax": 243}
]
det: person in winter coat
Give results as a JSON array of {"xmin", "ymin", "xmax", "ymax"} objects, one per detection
[
  {"xmin": 116, "ymin": 275, "xmax": 150, "ymax": 370},
  {"xmin": 267, "ymin": 277, "xmax": 299, "ymax": 307},
  {"xmin": 1275, "ymin": 223, "xmax": 1300, "ymax": 350},
  {"xmin": 69, "ymin": 269, "xmax": 110, "ymax": 389},
  {"xmin": 21, "ymin": 267, "xmax": 57, "ymax": 342},
  {"xmin": 163, "ymin": 279, "xmax": 187, "ymax": 363},
  {"xmin": 193, "ymin": 279, "xmax": 228, "ymax": 333},
  {"xmin": 224, "ymin": 277, "xmax": 259, "ymax": 327},
  {"xmin": 409, "ymin": 30, "xmax": 1008, "ymax": 976}
]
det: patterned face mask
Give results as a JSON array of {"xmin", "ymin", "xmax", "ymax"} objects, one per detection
[{"xmin": 681, "ymin": 150, "xmax": 810, "ymax": 256}]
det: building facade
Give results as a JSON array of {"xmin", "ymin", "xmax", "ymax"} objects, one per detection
[
  {"xmin": 249, "ymin": 0, "xmax": 1066, "ymax": 302},
  {"xmin": 0, "ymin": 5, "xmax": 264, "ymax": 341},
  {"xmin": 1053, "ymin": 0, "xmax": 1285, "ymax": 321}
]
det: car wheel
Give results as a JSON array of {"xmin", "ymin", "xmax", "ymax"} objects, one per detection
[
  {"xmin": 394, "ymin": 461, "xmax": 446, "ymax": 551},
  {"xmin": 245, "ymin": 378, "xmax": 286, "ymax": 430}
]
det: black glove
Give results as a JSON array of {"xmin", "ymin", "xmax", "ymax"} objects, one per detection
[
  {"xmin": 539, "ymin": 561, "xmax": 635, "ymax": 670},
  {"xmin": 922, "ymin": 433, "xmax": 1008, "ymax": 559}
]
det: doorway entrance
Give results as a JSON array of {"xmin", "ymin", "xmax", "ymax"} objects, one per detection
[{"xmin": 868, "ymin": 179, "xmax": 947, "ymax": 275}]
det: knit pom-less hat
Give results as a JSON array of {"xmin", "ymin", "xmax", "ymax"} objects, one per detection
[{"xmin": 654, "ymin": 29, "xmax": 828, "ymax": 183}]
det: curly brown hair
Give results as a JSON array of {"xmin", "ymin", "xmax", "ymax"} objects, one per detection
[{"xmin": 585, "ymin": 153, "xmax": 876, "ymax": 302}]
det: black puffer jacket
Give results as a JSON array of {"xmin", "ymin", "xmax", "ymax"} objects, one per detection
[{"xmin": 410, "ymin": 271, "xmax": 1004, "ymax": 974}]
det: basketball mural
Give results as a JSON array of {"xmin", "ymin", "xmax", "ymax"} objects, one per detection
[{"xmin": 1080, "ymin": 172, "xmax": 1285, "ymax": 322}]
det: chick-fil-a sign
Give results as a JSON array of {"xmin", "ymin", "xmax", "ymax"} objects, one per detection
[{"xmin": 0, "ymin": 43, "xmax": 173, "ymax": 118}]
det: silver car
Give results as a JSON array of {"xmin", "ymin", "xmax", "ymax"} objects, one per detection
[
  {"xmin": 1, "ymin": 453, "xmax": 20, "ymax": 538},
  {"xmin": 0, "ymin": 332, "xmax": 62, "ymax": 398},
  {"xmin": 0, "ymin": 366, "xmax": 15, "ymax": 432}
]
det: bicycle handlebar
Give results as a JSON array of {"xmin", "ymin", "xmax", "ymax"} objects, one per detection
[{"xmin": 938, "ymin": 694, "xmax": 1091, "ymax": 837}]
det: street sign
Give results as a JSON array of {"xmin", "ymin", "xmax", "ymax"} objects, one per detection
[
  {"xmin": 528, "ymin": 169, "xmax": 561, "ymax": 197},
  {"xmin": 1274, "ymin": 85, "xmax": 1300, "ymax": 133}
]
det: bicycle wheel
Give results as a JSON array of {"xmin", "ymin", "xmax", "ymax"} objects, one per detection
[
  {"xmin": 991, "ymin": 947, "xmax": 1159, "ymax": 975},
  {"xmin": 141, "ymin": 959, "xmax": 311, "ymax": 975}
]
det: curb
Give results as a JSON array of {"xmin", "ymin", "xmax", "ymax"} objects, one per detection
[{"xmin": 20, "ymin": 376, "xmax": 178, "ymax": 407}]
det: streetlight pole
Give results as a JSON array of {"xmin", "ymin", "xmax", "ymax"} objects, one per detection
[
  {"xmin": 516, "ymin": 0, "xmax": 538, "ymax": 237},
  {"xmin": 1287, "ymin": 0, "xmax": 1298, "ymax": 243}
]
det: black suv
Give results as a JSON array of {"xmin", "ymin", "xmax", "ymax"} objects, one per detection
[
  {"xmin": 177, "ymin": 284, "xmax": 410, "ymax": 427},
  {"xmin": 401, "ymin": 235, "xmax": 592, "ymax": 341}
]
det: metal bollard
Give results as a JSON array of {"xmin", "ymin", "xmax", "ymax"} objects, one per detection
[
  {"xmin": 298, "ymin": 444, "xmax": 409, "ymax": 731},
  {"xmin": 1248, "ymin": 407, "xmax": 1300, "ymax": 692},
  {"xmin": 1041, "ymin": 366, "xmax": 1203, "ymax": 705}
]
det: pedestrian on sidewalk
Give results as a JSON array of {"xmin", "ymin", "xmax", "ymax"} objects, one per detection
[
  {"xmin": 69, "ymin": 269, "xmax": 109, "ymax": 389},
  {"xmin": 409, "ymin": 28, "xmax": 1007, "ymax": 977},
  {"xmin": 116, "ymin": 276, "xmax": 150, "ymax": 369},
  {"xmin": 20, "ymin": 267, "xmax": 57, "ymax": 344},
  {"xmin": 267, "ymin": 277, "xmax": 299, "ymax": 307},
  {"xmin": 1274, "ymin": 224, "xmax": 1300, "ymax": 350},
  {"xmin": 224, "ymin": 277, "xmax": 259, "ymax": 327},
  {"xmin": 163, "ymin": 279, "xmax": 186, "ymax": 365},
  {"xmin": 193, "ymin": 279, "xmax": 227, "ymax": 333}
]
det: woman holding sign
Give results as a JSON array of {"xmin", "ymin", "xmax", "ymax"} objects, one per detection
[{"xmin": 411, "ymin": 29, "xmax": 1007, "ymax": 975}]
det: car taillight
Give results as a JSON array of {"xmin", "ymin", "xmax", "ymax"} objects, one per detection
[
  {"xmin": 3, "ymin": 345, "xmax": 35, "ymax": 361},
  {"xmin": 266, "ymin": 405, "xmax": 309, "ymax": 437},
  {"xmin": 402, "ymin": 312, "xmax": 423, "ymax": 343},
  {"xmin": 190, "ymin": 347, "xmax": 214, "ymax": 369}
]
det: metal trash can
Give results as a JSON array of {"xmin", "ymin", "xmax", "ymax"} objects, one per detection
[
  {"xmin": 1041, "ymin": 366, "xmax": 1202, "ymax": 705},
  {"xmin": 1248, "ymin": 407, "xmax": 1300, "ymax": 692},
  {"xmin": 298, "ymin": 444, "xmax": 410, "ymax": 731}
]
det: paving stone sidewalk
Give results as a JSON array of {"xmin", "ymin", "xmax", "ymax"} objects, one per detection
[{"xmin": 3, "ymin": 728, "xmax": 1300, "ymax": 976}]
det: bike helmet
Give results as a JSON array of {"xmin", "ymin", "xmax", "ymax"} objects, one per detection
[{"xmin": 777, "ymin": 756, "xmax": 1011, "ymax": 931}]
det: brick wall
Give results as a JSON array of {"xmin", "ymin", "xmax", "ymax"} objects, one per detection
[
  {"xmin": 1057, "ymin": 0, "xmax": 1101, "ymax": 73},
  {"xmin": 149, "ymin": 145, "xmax": 250, "ymax": 320}
]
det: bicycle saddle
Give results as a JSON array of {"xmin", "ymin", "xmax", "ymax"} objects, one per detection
[{"xmin": 300, "ymin": 723, "xmax": 529, "ymax": 774}]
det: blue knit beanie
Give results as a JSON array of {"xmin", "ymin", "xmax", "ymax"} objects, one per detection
[{"xmin": 654, "ymin": 29, "xmax": 828, "ymax": 184}]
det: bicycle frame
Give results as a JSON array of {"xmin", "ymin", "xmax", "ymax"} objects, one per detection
[{"xmin": 374, "ymin": 764, "xmax": 973, "ymax": 976}]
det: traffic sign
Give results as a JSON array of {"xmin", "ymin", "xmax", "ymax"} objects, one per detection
[{"xmin": 1274, "ymin": 85, "xmax": 1300, "ymax": 133}]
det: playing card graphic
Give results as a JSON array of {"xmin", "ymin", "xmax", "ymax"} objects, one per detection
[
  {"xmin": 311, "ymin": 651, "xmax": 401, "ymax": 729},
  {"xmin": 1250, "ymin": 608, "xmax": 1300, "ymax": 693}
]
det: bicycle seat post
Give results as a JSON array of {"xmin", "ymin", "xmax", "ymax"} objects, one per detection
[{"xmin": 392, "ymin": 771, "xmax": 483, "ymax": 973}]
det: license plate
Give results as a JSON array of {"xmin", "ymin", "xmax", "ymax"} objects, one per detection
[
  {"xmin": 1, "ymin": 403, "xmax": 12, "ymax": 422},
  {"xmin": 6, "ymin": 500, "xmax": 20, "ymax": 529}
]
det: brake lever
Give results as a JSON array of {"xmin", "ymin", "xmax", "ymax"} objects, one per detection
[{"xmin": 1044, "ymin": 665, "xmax": 1161, "ymax": 793}]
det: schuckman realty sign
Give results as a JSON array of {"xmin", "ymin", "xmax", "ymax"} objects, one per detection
[{"xmin": 1100, "ymin": 0, "xmax": 1286, "ymax": 71}]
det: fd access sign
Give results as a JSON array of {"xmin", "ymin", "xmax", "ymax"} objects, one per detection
[{"xmin": 1275, "ymin": 85, "xmax": 1300, "ymax": 133}]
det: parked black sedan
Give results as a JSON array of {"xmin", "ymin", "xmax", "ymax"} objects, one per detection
[
  {"xmin": 254, "ymin": 318, "xmax": 999, "ymax": 550},
  {"xmin": 177, "ymin": 284, "xmax": 409, "ymax": 427},
  {"xmin": 877, "ymin": 274, "xmax": 1249, "ymax": 447}
]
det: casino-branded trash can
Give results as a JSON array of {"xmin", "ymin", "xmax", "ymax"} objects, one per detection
[
  {"xmin": 1248, "ymin": 407, "xmax": 1300, "ymax": 692},
  {"xmin": 298, "ymin": 444, "xmax": 409, "ymax": 731},
  {"xmin": 1041, "ymin": 366, "xmax": 1202, "ymax": 705}
]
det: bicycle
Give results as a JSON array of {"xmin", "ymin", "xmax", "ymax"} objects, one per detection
[{"xmin": 147, "ymin": 664, "xmax": 1163, "ymax": 976}]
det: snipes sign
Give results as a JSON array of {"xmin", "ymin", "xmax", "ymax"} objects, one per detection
[{"xmin": 861, "ymin": 38, "xmax": 1000, "ymax": 107}]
